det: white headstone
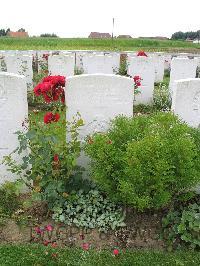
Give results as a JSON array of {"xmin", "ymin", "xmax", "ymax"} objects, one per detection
[
  {"xmin": 169, "ymin": 57, "xmax": 198, "ymax": 94},
  {"xmin": 66, "ymin": 74, "xmax": 134, "ymax": 140},
  {"xmin": 75, "ymin": 52, "xmax": 86, "ymax": 74},
  {"xmin": 37, "ymin": 51, "xmax": 50, "ymax": 73},
  {"xmin": 127, "ymin": 56, "xmax": 155, "ymax": 104},
  {"xmin": 153, "ymin": 54, "xmax": 165, "ymax": 82},
  {"xmin": 126, "ymin": 52, "xmax": 137, "ymax": 57},
  {"xmin": 4, "ymin": 54, "xmax": 33, "ymax": 90},
  {"xmin": 171, "ymin": 78, "xmax": 200, "ymax": 128},
  {"xmin": 0, "ymin": 73, "xmax": 28, "ymax": 184},
  {"xmin": 48, "ymin": 54, "xmax": 75, "ymax": 76},
  {"xmin": 126, "ymin": 53, "xmax": 136, "ymax": 69},
  {"xmin": 164, "ymin": 54, "xmax": 172, "ymax": 70},
  {"xmin": 81, "ymin": 54, "xmax": 120, "ymax": 74}
]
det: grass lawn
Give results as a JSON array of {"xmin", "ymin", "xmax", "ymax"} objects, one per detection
[
  {"xmin": 0, "ymin": 37, "xmax": 200, "ymax": 52},
  {"xmin": 0, "ymin": 244, "xmax": 199, "ymax": 266}
]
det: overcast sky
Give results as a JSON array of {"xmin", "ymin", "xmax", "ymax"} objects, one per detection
[{"xmin": 1, "ymin": 0, "xmax": 199, "ymax": 38}]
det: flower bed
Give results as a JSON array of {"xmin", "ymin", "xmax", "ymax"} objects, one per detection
[
  {"xmin": 0, "ymin": 208, "xmax": 164, "ymax": 250},
  {"xmin": 1, "ymin": 74, "xmax": 200, "ymax": 253}
]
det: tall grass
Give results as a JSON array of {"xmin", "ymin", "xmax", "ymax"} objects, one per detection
[{"xmin": 0, "ymin": 37, "xmax": 200, "ymax": 52}]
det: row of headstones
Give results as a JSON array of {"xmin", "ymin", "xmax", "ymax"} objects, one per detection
[
  {"xmin": 127, "ymin": 56, "xmax": 199, "ymax": 104},
  {"xmin": 0, "ymin": 72, "xmax": 200, "ymax": 183},
  {"xmin": 0, "ymin": 50, "xmax": 167, "ymax": 79},
  {"xmin": 0, "ymin": 49, "xmax": 196, "ymax": 76},
  {"xmin": 0, "ymin": 50, "xmax": 200, "ymax": 105}
]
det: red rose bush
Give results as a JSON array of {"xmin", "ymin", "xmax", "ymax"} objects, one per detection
[{"xmin": 34, "ymin": 75, "xmax": 65, "ymax": 104}]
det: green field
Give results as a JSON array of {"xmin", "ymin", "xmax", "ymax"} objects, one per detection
[{"xmin": 0, "ymin": 37, "xmax": 200, "ymax": 52}]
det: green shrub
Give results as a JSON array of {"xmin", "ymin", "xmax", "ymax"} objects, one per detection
[
  {"xmin": 0, "ymin": 181, "xmax": 22, "ymax": 216},
  {"xmin": 178, "ymin": 203, "xmax": 200, "ymax": 248},
  {"xmin": 115, "ymin": 58, "xmax": 128, "ymax": 76},
  {"xmin": 162, "ymin": 201, "xmax": 200, "ymax": 250},
  {"xmin": 134, "ymin": 104, "xmax": 155, "ymax": 114},
  {"xmin": 52, "ymin": 189, "xmax": 125, "ymax": 232},
  {"xmin": 153, "ymin": 82, "xmax": 171, "ymax": 111},
  {"xmin": 164, "ymin": 69, "xmax": 170, "ymax": 78},
  {"xmin": 85, "ymin": 112, "xmax": 200, "ymax": 210},
  {"xmin": 3, "ymin": 109, "xmax": 85, "ymax": 208}
]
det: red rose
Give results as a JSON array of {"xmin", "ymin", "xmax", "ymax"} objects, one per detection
[
  {"xmin": 33, "ymin": 84, "xmax": 42, "ymax": 96},
  {"xmin": 33, "ymin": 75, "xmax": 66, "ymax": 104},
  {"xmin": 61, "ymin": 94, "xmax": 65, "ymax": 104},
  {"xmin": 133, "ymin": 75, "xmax": 142, "ymax": 88},
  {"xmin": 51, "ymin": 242, "xmax": 58, "ymax": 248},
  {"xmin": 42, "ymin": 76, "xmax": 52, "ymax": 83},
  {"xmin": 42, "ymin": 76, "xmax": 66, "ymax": 87},
  {"xmin": 82, "ymin": 243, "xmax": 90, "ymax": 251},
  {"xmin": 43, "ymin": 112, "xmax": 60, "ymax": 124},
  {"xmin": 44, "ymin": 112, "xmax": 54, "ymax": 124},
  {"xmin": 45, "ymin": 224, "xmax": 53, "ymax": 232},
  {"xmin": 43, "ymin": 240, "xmax": 49, "ymax": 246},
  {"xmin": 34, "ymin": 226, "xmax": 42, "ymax": 234},
  {"xmin": 53, "ymin": 113, "xmax": 60, "ymax": 122},
  {"xmin": 43, "ymin": 94, "xmax": 52, "ymax": 103},
  {"xmin": 53, "ymin": 92, "xmax": 59, "ymax": 102},
  {"xmin": 113, "ymin": 249, "xmax": 119, "ymax": 256},
  {"xmin": 53, "ymin": 154, "xmax": 59, "ymax": 162},
  {"xmin": 137, "ymin": 50, "xmax": 148, "ymax": 57},
  {"xmin": 133, "ymin": 76, "xmax": 141, "ymax": 82},
  {"xmin": 41, "ymin": 82, "xmax": 51, "ymax": 94},
  {"xmin": 42, "ymin": 54, "xmax": 49, "ymax": 61}
]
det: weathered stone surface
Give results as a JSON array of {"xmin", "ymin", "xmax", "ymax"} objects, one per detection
[
  {"xmin": 164, "ymin": 54, "xmax": 172, "ymax": 70},
  {"xmin": 65, "ymin": 74, "xmax": 134, "ymax": 140},
  {"xmin": 48, "ymin": 54, "xmax": 75, "ymax": 77},
  {"xmin": 169, "ymin": 57, "xmax": 198, "ymax": 94},
  {"xmin": 153, "ymin": 53, "xmax": 165, "ymax": 82},
  {"xmin": 37, "ymin": 50, "xmax": 50, "ymax": 73},
  {"xmin": 81, "ymin": 53, "xmax": 120, "ymax": 74},
  {"xmin": 171, "ymin": 78, "xmax": 200, "ymax": 128},
  {"xmin": 4, "ymin": 54, "xmax": 33, "ymax": 89},
  {"xmin": 0, "ymin": 73, "xmax": 28, "ymax": 184},
  {"xmin": 127, "ymin": 56, "xmax": 155, "ymax": 104}
]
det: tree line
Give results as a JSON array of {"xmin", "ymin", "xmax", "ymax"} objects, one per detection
[
  {"xmin": 0, "ymin": 28, "xmax": 58, "ymax": 37},
  {"xmin": 0, "ymin": 28, "xmax": 10, "ymax": 36},
  {"xmin": 0, "ymin": 28, "xmax": 26, "ymax": 36},
  {"xmin": 171, "ymin": 30, "xmax": 200, "ymax": 40}
]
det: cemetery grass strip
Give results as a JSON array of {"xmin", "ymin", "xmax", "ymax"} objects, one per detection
[
  {"xmin": 0, "ymin": 37, "xmax": 200, "ymax": 52},
  {"xmin": 0, "ymin": 245, "xmax": 199, "ymax": 266}
]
